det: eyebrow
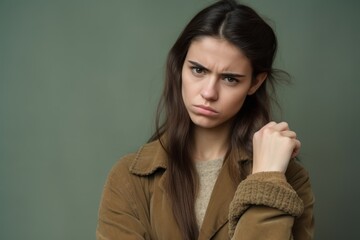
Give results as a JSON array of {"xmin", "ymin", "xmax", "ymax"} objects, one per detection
[{"xmin": 188, "ymin": 60, "xmax": 246, "ymax": 78}]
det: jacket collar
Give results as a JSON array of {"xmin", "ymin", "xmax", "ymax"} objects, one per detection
[
  {"xmin": 129, "ymin": 140, "xmax": 168, "ymax": 176},
  {"xmin": 129, "ymin": 139, "xmax": 251, "ymax": 176}
]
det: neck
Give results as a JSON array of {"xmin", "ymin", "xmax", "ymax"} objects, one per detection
[{"xmin": 192, "ymin": 122, "xmax": 231, "ymax": 161}]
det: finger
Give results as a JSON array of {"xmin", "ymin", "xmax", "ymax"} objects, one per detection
[
  {"xmin": 291, "ymin": 139, "xmax": 301, "ymax": 158},
  {"xmin": 271, "ymin": 121, "xmax": 290, "ymax": 131},
  {"xmin": 264, "ymin": 121, "xmax": 277, "ymax": 128},
  {"xmin": 280, "ymin": 130, "xmax": 297, "ymax": 139}
]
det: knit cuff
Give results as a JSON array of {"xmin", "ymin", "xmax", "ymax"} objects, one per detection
[{"xmin": 228, "ymin": 172, "xmax": 304, "ymax": 238}]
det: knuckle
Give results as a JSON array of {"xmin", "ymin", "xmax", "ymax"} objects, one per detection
[
  {"xmin": 272, "ymin": 130, "xmax": 281, "ymax": 137},
  {"xmin": 281, "ymin": 122, "xmax": 289, "ymax": 128},
  {"xmin": 263, "ymin": 128, "xmax": 272, "ymax": 135},
  {"xmin": 284, "ymin": 137, "xmax": 293, "ymax": 144}
]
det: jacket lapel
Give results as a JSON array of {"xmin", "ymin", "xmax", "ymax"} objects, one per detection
[
  {"xmin": 198, "ymin": 147, "xmax": 252, "ymax": 240},
  {"xmin": 198, "ymin": 158, "xmax": 238, "ymax": 240}
]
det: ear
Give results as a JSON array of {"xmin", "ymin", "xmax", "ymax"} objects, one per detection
[{"xmin": 247, "ymin": 72, "xmax": 267, "ymax": 95}]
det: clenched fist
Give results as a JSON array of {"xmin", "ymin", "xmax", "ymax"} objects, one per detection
[{"xmin": 252, "ymin": 121, "xmax": 301, "ymax": 174}]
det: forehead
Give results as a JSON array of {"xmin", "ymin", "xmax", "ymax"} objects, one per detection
[{"xmin": 186, "ymin": 36, "xmax": 252, "ymax": 71}]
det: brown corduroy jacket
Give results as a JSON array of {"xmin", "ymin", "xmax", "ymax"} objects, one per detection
[{"xmin": 96, "ymin": 140, "xmax": 314, "ymax": 239}]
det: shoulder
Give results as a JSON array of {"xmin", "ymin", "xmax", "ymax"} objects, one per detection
[
  {"xmin": 285, "ymin": 161, "xmax": 315, "ymax": 238},
  {"xmin": 285, "ymin": 158, "xmax": 315, "ymax": 212},
  {"xmin": 285, "ymin": 159, "xmax": 312, "ymax": 190}
]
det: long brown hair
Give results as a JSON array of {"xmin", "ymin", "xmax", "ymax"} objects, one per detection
[{"xmin": 149, "ymin": 0, "xmax": 282, "ymax": 239}]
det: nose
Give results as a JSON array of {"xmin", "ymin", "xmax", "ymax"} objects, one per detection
[{"xmin": 200, "ymin": 77, "xmax": 218, "ymax": 101}]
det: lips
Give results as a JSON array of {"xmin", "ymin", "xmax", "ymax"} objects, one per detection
[
  {"xmin": 195, "ymin": 105, "xmax": 218, "ymax": 112},
  {"xmin": 193, "ymin": 105, "xmax": 219, "ymax": 116}
]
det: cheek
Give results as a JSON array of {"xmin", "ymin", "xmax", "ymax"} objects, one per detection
[
  {"xmin": 181, "ymin": 87, "xmax": 186, "ymax": 105},
  {"xmin": 181, "ymin": 72, "xmax": 194, "ymax": 102},
  {"xmin": 181, "ymin": 76, "xmax": 186, "ymax": 98},
  {"xmin": 181, "ymin": 69, "xmax": 186, "ymax": 101},
  {"xmin": 182, "ymin": 82, "xmax": 192, "ymax": 105},
  {"xmin": 225, "ymin": 92, "xmax": 248, "ymax": 113}
]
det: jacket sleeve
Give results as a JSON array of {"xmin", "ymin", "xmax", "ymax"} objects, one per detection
[
  {"xmin": 228, "ymin": 161, "xmax": 314, "ymax": 240},
  {"xmin": 96, "ymin": 158, "xmax": 150, "ymax": 240}
]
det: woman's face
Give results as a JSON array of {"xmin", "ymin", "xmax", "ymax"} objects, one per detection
[{"xmin": 181, "ymin": 36, "xmax": 264, "ymax": 129}]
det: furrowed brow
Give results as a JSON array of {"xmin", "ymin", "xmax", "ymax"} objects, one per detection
[
  {"xmin": 188, "ymin": 60, "xmax": 210, "ymax": 72},
  {"xmin": 220, "ymin": 72, "xmax": 246, "ymax": 78},
  {"xmin": 188, "ymin": 60, "xmax": 246, "ymax": 78}
]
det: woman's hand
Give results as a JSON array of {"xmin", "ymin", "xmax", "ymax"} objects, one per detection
[{"xmin": 252, "ymin": 121, "xmax": 301, "ymax": 174}]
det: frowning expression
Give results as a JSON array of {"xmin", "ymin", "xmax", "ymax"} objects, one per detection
[{"xmin": 181, "ymin": 36, "xmax": 264, "ymax": 129}]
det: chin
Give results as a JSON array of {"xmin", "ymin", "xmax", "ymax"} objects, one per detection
[
  {"xmin": 190, "ymin": 118, "xmax": 222, "ymax": 129},
  {"xmin": 190, "ymin": 115, "xmax": 233, "ymax": 130},
  {"xmin": 194, "ymin": 123, "xmax": 219, "ymax": 129}
]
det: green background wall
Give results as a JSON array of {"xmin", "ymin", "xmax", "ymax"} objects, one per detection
[{"xmin": 1, "ymin": 0, "xmax": 359, "ymax": 239}]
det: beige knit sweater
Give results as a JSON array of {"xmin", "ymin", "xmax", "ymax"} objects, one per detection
[{"xmin": 195, "ymin": 158, "xmax": 224, "ymax": 228}]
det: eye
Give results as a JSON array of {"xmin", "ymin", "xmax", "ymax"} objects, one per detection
[
  {"xmin": 191, "ymin": 66, "xmax": 206, "ymax": 75},
  {"xmin": 223, "ymin": 76, "xmax": 239, "ymax": 84}
]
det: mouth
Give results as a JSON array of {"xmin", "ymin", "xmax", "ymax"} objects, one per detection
[{"xmin": 193, "ymin": 105, "xmax": 219, "ymax": 116}]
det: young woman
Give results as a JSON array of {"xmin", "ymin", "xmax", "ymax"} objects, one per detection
[{"xmin": 96, "ymin": 0, "xmax": 315, "ymax": 239}]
